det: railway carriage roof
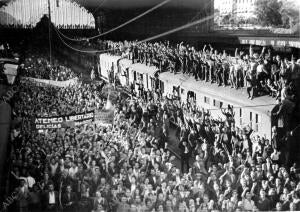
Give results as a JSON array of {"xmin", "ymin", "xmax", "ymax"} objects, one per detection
[
  {"xmin": 159, "ymin": 72, "xmax": 276, "ymax": 115},
  {"xmin": 102, "ymin": 54, "xmax": 275, "ymax": 115},
  {"xmin": 129, "ymin": 63, "xmax": 157, "ymax": 76}
]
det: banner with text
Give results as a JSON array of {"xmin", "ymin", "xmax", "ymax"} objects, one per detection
[
  {"xmin": 35, "ymin": 111, "xmax": 94, "ymax": 129},
  {"xmin": 94, "ymin": 109, "xmax": 114, "ymax": 125}
]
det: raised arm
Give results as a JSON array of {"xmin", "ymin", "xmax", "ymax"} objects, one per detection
[
  {"xmin": 259, "ymin": 46, "xmax": 266, "ymax": 59},
  {"xmin": 249, "ymin": 45, "xmax": 253, "ymax": 57},
  {"xmin": 203, "ymin": 44, "xmax": 207, "ymax": 53}
]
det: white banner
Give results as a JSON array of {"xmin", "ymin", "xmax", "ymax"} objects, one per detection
[
  {"xmin": 20, "ymin": 77, "xmax": 79, "ymax": 87},
  {"xmin": 3, "ymin": 63, "xmax": 18, "ymax": 84}
]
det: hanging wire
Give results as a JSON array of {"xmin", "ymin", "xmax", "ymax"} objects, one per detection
[
  {"xmin": 92, "ymin": 0, "xmax": 107, "ymax": 14},
  {"xmin": 137, "ymin": 14, "xmax": 214, "ymax": 43},
  {"xmin": 54, "ymin": 26, "xmax": 110, "ymax": 53},
  {"xmin": 55, "ymin": 13, "xmax": 215, "ymax": 53},
  {"xmin": 55, "ymin": 0, "xmax": 171, "ymax": 42}
]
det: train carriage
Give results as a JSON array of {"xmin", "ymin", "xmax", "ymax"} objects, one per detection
[{"xmin": 99, "ymin": 53, "xmax": 275, "ymax": 139}]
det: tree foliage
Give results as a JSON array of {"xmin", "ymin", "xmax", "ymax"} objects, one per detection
[{"xmin": 255, "ymin": 0, "xmax": 283, "ymax": 27}]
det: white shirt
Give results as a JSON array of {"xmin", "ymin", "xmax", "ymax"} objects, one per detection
[
  {"xmin": 68, "ymin": 167, "xmax": 78, "ymax": 178},
  {"xmin": 50, "ymin": 163, "xmax": 58, "ymax": 176},
  {"xmin": 257, "ymin": 64, "xmax": 264, "ymax": 73},
  {"xmin": 271, "ymin": 151, "xmax": 280, "ymax": 161},
  {"xmin": 19, "ymin": 176, "xmax": 35, "ymax": 188},
  {"xmin": 49, "ymin": 192, "xmax": 55, "ymax": 204},
  {"xmin": 184, "ymin": 146, "xmax": 189, "ymax": 154},
  {"xmin": 242, "ymin": 199, "xmax": 255, "ymax": 211},
  {"xmin": 27, "ymin": 176, "xmax": 36, "ymax": 188}
]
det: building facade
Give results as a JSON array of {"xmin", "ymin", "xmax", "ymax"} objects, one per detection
[{"xmin": 216, "ymin": 0, "xmax": 257, "ymax": 19}]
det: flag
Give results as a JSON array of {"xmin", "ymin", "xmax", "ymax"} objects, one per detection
[{"xmin": 105, "ymin": 91, "xmax": 114, "ymax": 110}]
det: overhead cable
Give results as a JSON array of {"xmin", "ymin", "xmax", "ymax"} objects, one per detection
[{"xmin": 55, "ymin": 0, "xmax": 171, "ymax": 42}]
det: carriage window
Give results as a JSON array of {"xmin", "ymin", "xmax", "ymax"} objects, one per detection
[
  {"xmin": 187, "ymin": 91, "xmax": 195, "ymax": 103},
  {"xmin": 213, "ymin": 99, "xmax": 216, "ymax": 106},
  {"xmin": 133, "ymin": 71, "xmax": 136, "ymax": 81},
  {"xmin": 173, "ymin": 86, "xmax": 180, "ymax": 97},
  {"xmin": 240, "ymin": 108, "xmax": 243, "ymax": 125},
  {"xmin": 146, "ymin": 74, "xmax": 149, "ymax": 89},
  {"xmin": 150, "ymin": 77, "xmax": 155, "ymax": 89},
  {"xmin": 255, "ymin": 114, "xmax": 260, "ymax": 131},
  {"xmin": 160, "ymin": 81, "xmax": 164, "ymax": 93},
  {"xmin": 204, "ymin": 96, "xmax": 210, "ymax": 104},
  {"xmin": 219, "ymin": 101, "xmax": 223, "ymax": 108},
  {"xmin": 250, "ymin": 112, "xmax": 252, "ymax": 121}
]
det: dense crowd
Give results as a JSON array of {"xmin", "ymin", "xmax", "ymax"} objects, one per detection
[
  {"xmin": 7, "ymin": 64, "xmax": 300, "ymax": 212},
  {"xmin": 96, "ymin": 40, "xmax": 300, "ymax": 101},
  {"xmin": 19, "ymin": 50, "xmax": 78, "ymax": 81}
]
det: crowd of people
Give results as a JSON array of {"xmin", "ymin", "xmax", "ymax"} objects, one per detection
[
  {"xmin": 18, "ymin": 50, "xmax": 78, "ymax": 81},
  {"xmin": 6, "ymin": 57, "xmax": 300, "ymax": 212},
  {"xmin": 0, "ymin": 33, "xmax": 297, "ymax": 212},
  {"xmin": 95, "ymin": 40, "xmax": 300, "ymax": 101}
]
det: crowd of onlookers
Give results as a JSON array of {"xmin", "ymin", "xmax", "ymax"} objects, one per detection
[
  {"xmin": 1, "ymin": 37, "xmax": 299, "ymax": 212},
  {"xmin": 18, "ymin": 50, "xmax": 78, "ymax": 81},
  {"xmin": 1, "ymin": 42, "xmax": 78, "ymax": 82},
  {"xmin": 6, "ymin": 59, "xmax": 300, "ymax": 212}
]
